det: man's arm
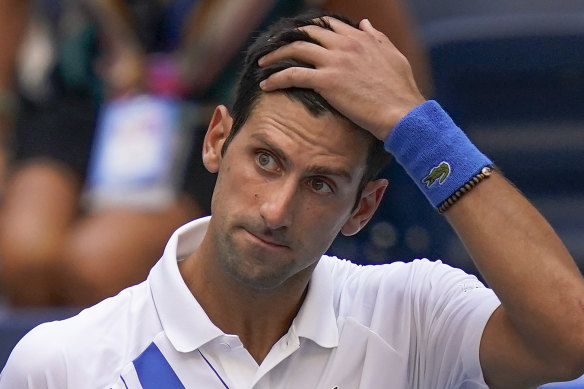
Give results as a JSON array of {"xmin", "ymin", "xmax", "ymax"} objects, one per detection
[
  {"xmin": 258, "ymin": 17, "xmax": 584, "ymax": 388},
  {"xmin": 447, "ymin": 172, "xmax": 584, "ymax": 387}
]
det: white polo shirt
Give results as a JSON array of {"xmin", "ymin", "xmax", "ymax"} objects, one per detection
[{"xmin": 0, "ymin": 216, "xmax": 500, "ymax": 388}]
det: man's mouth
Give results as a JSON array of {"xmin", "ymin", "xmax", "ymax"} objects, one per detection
[{"xmin": 245, "ymin": 229, "xmax": 290, "ymax": 249}]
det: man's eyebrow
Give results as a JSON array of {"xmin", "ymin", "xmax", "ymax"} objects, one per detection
[
  {"xmin": 305, "ymin": 164, "xmax": 353, "ymax": 182},
  {"xmin": 250, "ymin": 133, "xmax": 289, "ymax": 166},
  {"xmin": 250, "ymin": 133, "xmax": 353, "ymax": 182}
]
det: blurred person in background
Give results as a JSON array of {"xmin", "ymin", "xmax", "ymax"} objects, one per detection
[
  {"xmin": 0, "ymin": 0, "xmax": 29, "ymax": 195},
  {"xmin": 0, "ymin": 0, "xmax": 431, "ymax": 307}
]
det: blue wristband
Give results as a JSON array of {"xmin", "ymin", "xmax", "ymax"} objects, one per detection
[{"xmin": 384, "ymin": 100, "xmax": 492, "ymax": 208}]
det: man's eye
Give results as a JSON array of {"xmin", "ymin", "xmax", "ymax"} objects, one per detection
[
  {"xmin": 256, "ymin": 152, "xmax": 278, "ymax": 170},
  {"xmin": 308, "ymin": 178, "xmax": 333, "ymax": 194}
]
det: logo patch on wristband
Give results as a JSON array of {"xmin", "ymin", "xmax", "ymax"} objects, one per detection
[{"xmin": 423, "ymin": 161, "xmax": 451, "ymax": 187}]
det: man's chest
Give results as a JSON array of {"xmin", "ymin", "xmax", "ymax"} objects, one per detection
[{"xmin": 112, "ymin": 320, "xmax": 408, "ymax": 389}]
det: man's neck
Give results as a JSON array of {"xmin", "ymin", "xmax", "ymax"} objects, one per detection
[{"xmin": 178, "ymin": 238, "xmax": 312, "ymax": 364}]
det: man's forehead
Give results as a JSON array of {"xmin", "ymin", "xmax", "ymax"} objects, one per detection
[
  {"xmin": 245, "ymin": 93, "xmax": 366, "ymax": 144},
  {"xmin": 249, "ymin": 92, "xmax": 367, "ymax": 137}
]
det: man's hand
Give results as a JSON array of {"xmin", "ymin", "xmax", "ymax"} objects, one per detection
[{"xmin": 258, "ymin": 17, "xmax": 425, "ymax": 141}]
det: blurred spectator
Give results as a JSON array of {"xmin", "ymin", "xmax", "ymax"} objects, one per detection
[
  {"xmin": 0, "ymin": 0, "xmax": 205, "ymax": 307},
  {"xmin": 0, "ymin": 0, "xmax": 431, "ymax": 307},
  {"xmin": 0, "ymin": 0, "xmax": 29, "ymax": 195}
]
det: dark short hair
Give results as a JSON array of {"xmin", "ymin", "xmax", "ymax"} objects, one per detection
[{"xmin": 222, "ymin": 11, "xmax": 391, "ymax": 208}]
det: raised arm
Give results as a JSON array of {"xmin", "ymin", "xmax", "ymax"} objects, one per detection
[
  {"xmin": 258, "ymin": 16, "xmax": 584, "ymax": 388},
  {"xmin": 447, "ymin": 168, "xmax": 584, "ymax": 387}
]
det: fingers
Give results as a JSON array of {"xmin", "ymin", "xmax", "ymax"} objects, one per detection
[
  {"xmin": 323, "ymin": 16, "xmax": 392, "ymax": 47},
  {"xmin": 298, "ymin": 24, "xmax": 345, "ymax": 49},
  {"xmin": 359, "ymin": 18, "xmax": 396, "ymax": 48},
  {"xmin": 319, "ymin": 16, "xmax": 362, "ymax": 38},
  {"xmin": 257, "ymin": 19, "xmax": 350, "ymax": 74},
  {"xmin": 259, "ymin": 67, "xmax": 317, "ymax": 92},
  {"xmin": 359, "ymin": 19, "xmax": 382, "ymax": 38},
  {"xmin": 257, "ymin": 17, "xmax": 395, "ymax": 95},
  {"xmin": 300, "ymin": 17, "xmax": 380, "ymax": 48},
  {"xmin": 258, "ymin": 39, "xmax": 328, "ymax": 68},
  {"xmin": 259, "ymin": 17, "xmax": 391, "ymax": 68}
]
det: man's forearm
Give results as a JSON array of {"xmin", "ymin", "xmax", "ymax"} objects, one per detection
[
  {"xmin": 446, "ymin": 171, "xmax": 584, "ymax": 379},
  {"xmin": 384, "ymin": 99, "xmax": 584, "ymax": 386}
]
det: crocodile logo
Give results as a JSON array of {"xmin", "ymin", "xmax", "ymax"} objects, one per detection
[{"xmin": 423, "ymin": 161, "xmax": 451, "ymax": 187}]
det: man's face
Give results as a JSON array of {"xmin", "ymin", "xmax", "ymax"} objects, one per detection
[{"xmin": 205, "ymin": 93, "xmax": 374, "ymax": 290}]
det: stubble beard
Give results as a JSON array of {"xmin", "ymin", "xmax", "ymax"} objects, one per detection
[{"xmin": 213, "ymin": 224, "xmax": 302, "ymax": 291}]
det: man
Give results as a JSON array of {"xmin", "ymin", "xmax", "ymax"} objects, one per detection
[{"xmin": 2, "ymin": 11, "xmax": 584, "ymax": 388}]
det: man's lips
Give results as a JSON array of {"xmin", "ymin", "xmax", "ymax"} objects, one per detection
[{"xmin": 244, "ymin": 229, "xmax": 290, "ymax": 249}]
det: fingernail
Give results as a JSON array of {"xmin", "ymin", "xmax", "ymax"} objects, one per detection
[
  {"xmin": 258, "ymin": 56, "xmax": 265, "ymax": 66},
  {"xmin": 259, "ymin": 80, "xmax": 266, "ymax": 89}
]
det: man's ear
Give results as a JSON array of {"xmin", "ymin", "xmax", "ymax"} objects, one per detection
[
  {"xmin": 202, "ymin": 105, "xmax": 234, "ymax": 173},
  {"xmin": 341, "ymin": 179, "xmax": 389, "ymax": 236}
]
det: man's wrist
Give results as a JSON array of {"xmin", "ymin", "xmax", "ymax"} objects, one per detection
[
  {"xmin": 383, "ymin": 100, "xmax": 492, "ymax": 209},
  {"xmin": 378, "ymin": 97, "xmax": 427, "ymax": 141}
]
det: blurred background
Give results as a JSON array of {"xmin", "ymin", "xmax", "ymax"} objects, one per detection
[{"xmin": 0, "ymin": 1, "xmax": 582, "ymax": 386}]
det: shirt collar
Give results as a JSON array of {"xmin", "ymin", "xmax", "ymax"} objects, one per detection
[
  {"xmin": 292, "ymin": 257, "xmax": 339, "ymax": 348},
  {"xmin": 149, "ymin": 216, "xmax": 224, "ymax": 353},
  {"xmin": 149, "ymin": 216, "xmax": 340, "ymax": 352}
]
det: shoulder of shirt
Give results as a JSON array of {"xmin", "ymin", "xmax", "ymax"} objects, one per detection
[
  {"xmin": 318, "ymin": 255, "xmax": 489, "ymax": 308},
  {"xmin": 315, "ymin": 256, "xmax": 494, "ymax": 344},
  {"xmin": 319, "ymin": 255, "xmax": 455, "ymax": 282},
  {"xmin": 2, "ymin": 279, "xmax": 160, "ymax": 385}
]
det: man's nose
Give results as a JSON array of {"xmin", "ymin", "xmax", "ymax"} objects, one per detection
[{"xmin": 258, "ymin": 179, "xmax": 297, "ymax": 230}]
